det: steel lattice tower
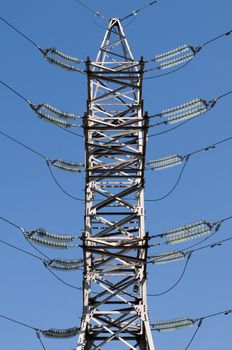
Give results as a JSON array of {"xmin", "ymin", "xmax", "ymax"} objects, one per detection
[{"xmin": 77, "ymin": 18, "xmax": 155, "ymax": 350}]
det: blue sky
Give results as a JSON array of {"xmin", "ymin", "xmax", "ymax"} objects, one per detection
[{"xmin": 1, "ymin": 0, "xmax": 232, "ymax": 349}]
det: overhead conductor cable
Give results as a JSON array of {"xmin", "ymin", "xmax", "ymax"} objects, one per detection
[
  {"xmin": 0, "ymin": 79, "xmax": 81, "ymax": 128},
  {"xmin": 149, "ymin": 235, "xmax": 232, "ymax": 267},
  {"xmin": 151, "ymin": 98, "xmax": 216, "ymax": 125},
  {"xmin": 0, "ymin": 127, "xmax": 84, "ymax": 201},
  {"xmin": 146, "ymin": 133, "xmax": 232, "ymax": 176},
  {"xmin": 121, "ymin": 1, "xmax": 157, "ymax": 21},
  {"xmin": 150, "ymin": 218, "xmax": 224, "ymax": 245},
  {"xmin": 144, "ymin": 28, "xmax": 232, "ymax": 78},
  {"xmin": 73, "ymin": 0, "xmax": 109, "ymax": 21},
  {"xmin": 145, "ymin": 133, "xmax": 232, "ymax": 201},
  {"xmin": 146, "ymin": 88, "xmax": 232, "ymax": 139},
  {"xmin": 0, "ymin": 15, "xmax": 85, "ymax": 72},
  {"xmin": 149, "ymin": 89, "xmax": 232, "ymax": 126}
]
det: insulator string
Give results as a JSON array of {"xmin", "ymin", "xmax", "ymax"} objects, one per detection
[
  {"xmin": 145, "ymin": 29, "xmax": 232, "ymax": 79},
  {"xmin": 0, "ymin": 79, "xmax": 83, "ymax": 135}
]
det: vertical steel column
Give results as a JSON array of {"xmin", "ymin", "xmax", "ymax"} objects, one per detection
[{"xmin": 77, "ymin": 18, "xmax": 155, "ymax": 350}]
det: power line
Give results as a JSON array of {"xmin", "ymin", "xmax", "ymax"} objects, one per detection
[
  {"xmin": 55, "ymin": 124, "xmax": 84, "ymax": 138},
  {"xmin": 0, "ymin": 235, "xmax": 82, "ymax": 298},
  {"xmin": 73, "ymin": 0, "xmax": 108, "ymax": 21},
  {"xmin": 150, "ymin": 306, "xmax": 232, "ymax": 350},
  {"xmin": 0, "ymin": 214, "xmax": 61, "ymax": 260},
  {"xmin": 145, "ymin": 135, "xmax": 232, "ymax": 200},
  {"xmin": 201, "ymin": 308, "xmax": 232, "ymax": 320},
  {"xmin": 0, "ymin": 237, "xmax": 42, "ymax": 261},
  {"xmin": 121, "ymin": 1, "xmax": 157, "ymax": 21},
  {"xmin": 0, "ymin": 15, "xmax": 41, "ymax": 50},
  {"xmin": 0, "ymin": 213, "xmax": 84, "ymax": 270},
  {"xmin": 74, "ymin": 87, "xmax": 232, "ymax": 144},
  {"xmin": 1, "ymin": 9, "xmax": 231, "ymax": 349},
  {"xmin": 35, "ymin": 331, "xmax": 48, "ymax": 350},
  {"xmin": 0, "ymin": 312, "xmax": 81, "ymax": 349},
  {"xmin": 24, "ymin": 234, "xmax": 54, "ymax": 260},
  {"xmin": 0, "ymin": 214, "xmax": 59, "ymax": 261},
  {"xmin": 0, "ymin": 16, "xmax": 85, "ymax": 72},
  {"xmin": 187, "ymin": 135, "xmax": 232, "ymax": 157},
  {"xmin": 1, "ymin": 313, "xmax": 56, "ymax": 350},
  {"xmin": 146, "ymin": 235, "xmax": 232, "ymax": 297},
  {"xmin": 148, "ymin": 253, "xmax": 191, "ymax": 297},
  {"xmin": 0, "ymin": 314, "xmax": 76, "ymax": 350},
  {"xmin": 145, "ymin": 157, "xmax": 189, "ymax": 201},
  {"xmin": 0, "ymin": 215, "xmax": 22, "ymax": 231},
  {"xmin": 151, "ymin": 307, "xmax": 232, "ymax": 331},
  {"xmin": 150, "ymin": 220, "xmax": 223, "ymax": 254},
  {"xmin": 187, "ymin": 235, "xmax": 232, "ymax": 255},
  {"xmin": 0, "ymin": 128, "xmax": 84, "ymax": 201},
  {"xmin": 0, "ymin": 79, "xmax": 83, "ymax": 136},
  {"xmin": 2, "ymin": 122, "xmax": 228, "ymax": 204},
  {"xmin": 0, "ymin": 213, "xmax": 82, "ymax": 247},
  {"xmin": 0, "ymin": 313, "xmax": 38, "ymax": 330},
  {"xmin": 147, "ymin": 103, "xmax": 218, "ymax": 137},
  {"xmin": 144, "ymin": 57, "xmax": 195, "ymax": 80},
  {"xmin": 145, "ymin": 28, "xmax": 232, "ymax": 67},
  {"xmin": 46, "ymin": 161, "xmax": 84, "ymax": 202},
  {"xmin": 37, "ymin": 83, "xmax": 232, "ymax": 140},
  {"xmin": 1, "ymin": 306, "xmax": 230, "ymax": 350},
  {"xmin": 0, "ymin": 80, "xmax": 30, "ymax": 103},
  {"xmin": 180, "ymin": 225, "xmax": 221, "ymax": 252},
  {"xmin": 72, "ymin": 0, "xmax": 157, "ymax": 25},
  {"xmin": 0, "ymin": 236, "xmax": 82, "ymax": 291},
  {"xmin": 148, "ymin": 89, "xmax": 232, "ymax": 122},
  {"xmin": 0, "ymin": 129, "xmax": 46, "ymax": 160},
  {"xmin": 149, "ymin": 234, "xmax": 232, "ymax": 268},
  {"xmin": 184, "ymin": 319, "xmax": 203, "ymax": 350},
  {"xmin": 149, "ymin": 214, "xmax": 232, "ymax": 240},
  {"xmin": 43, "ymin": 262, "xmax": 82, "ymax": 291},
  {"xmin": 1, "ymin": 125, "xmax": 232, "ymax": 205},
  {"xmin": 202, "ymin": 30, "xmax": 232, "ymax": 48},
  {"xmin": 144, "ymin": 28, "xmax": 232, "ymax": 79},
  {"xmin": 148, "ymin": 120, "xmax": 196, "ymax": 137}
]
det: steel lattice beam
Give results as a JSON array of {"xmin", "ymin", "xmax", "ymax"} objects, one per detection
[{"xmin": 77, "ymin": 18, "xmax": 155, "ymax": 350}]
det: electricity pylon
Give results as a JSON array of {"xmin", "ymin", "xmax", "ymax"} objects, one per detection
[{"xmin": 77, "ymin": 18, "xmax": 155, "ymax": 350}]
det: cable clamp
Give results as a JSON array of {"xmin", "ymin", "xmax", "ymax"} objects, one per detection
[
  {"xmin": 203, "ymin": 145, "xmax": 216, "ymax": 151},
  {"xmin": 224, "ymin": 309, "xmax": 232, "ymax": 315},
  {"xmin": 192, "ymin": 45, "xmax": 202, "ymax": 54}
]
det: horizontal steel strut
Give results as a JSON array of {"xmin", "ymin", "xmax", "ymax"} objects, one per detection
[{"xmin": 77, "ymin": 18, "xmax": 155, "ymax": 350}]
